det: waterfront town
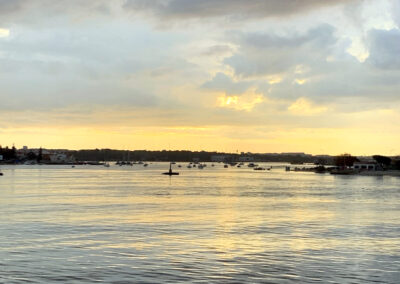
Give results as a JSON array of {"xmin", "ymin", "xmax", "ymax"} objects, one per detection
[{"xmin": 1, "ymin": 145, "xmax": 400, "ymax": 176}]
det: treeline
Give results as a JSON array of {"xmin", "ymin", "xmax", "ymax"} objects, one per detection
[
  {"xmin": 334, "ymin": 154, "xmax": 400, "ymax": 170},
  {"xmin": 0, "ymin": 145, "xmax": 16, "ymax": 160},
  {"xmin": 70, "ymin": 149, "xmax": 333, "ymax": 164},
  {"xmin": 72, "ymin": 149, "xmax": 227, "ymax": 162}
]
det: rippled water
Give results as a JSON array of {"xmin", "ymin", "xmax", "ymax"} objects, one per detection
[{"xmin": 1, "ymin": 163, "xmax": 400, "ymax": 283}]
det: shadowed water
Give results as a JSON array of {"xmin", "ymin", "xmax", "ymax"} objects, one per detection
[{"xmin": 1, "ymin": 163, "xmax": 400, "ymax": 283}]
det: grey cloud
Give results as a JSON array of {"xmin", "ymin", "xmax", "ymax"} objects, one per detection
[
  {"xmin": 367, "ymin": 28, "xmax": 400, "ymax": 69},
  {"xmin": 215, "ymin": 23, "xmax": 400, "ymax": 105},
  {"xmin": 201, "ymin": 72, "xmax": 253, "ymax": 95},
  {"xmin": 124, "ymin": 0, "xmax": 355, "ymax": 20},
  {"xmin": 0, "ymin": 0, "xmax": 356, "ymax": 26},
  {"xmin": 392, "ymin": 0, "xmax": 400, "ymax": 28},
  {"xmin": 0, "ymin": 0, "xmax": 25, "ymax": 15},
  {"xmin": 225, "ymin": 24, "xmax": 338, "ymax": 77},
  {"xmin": 0, "ymin": 0, "xmax": 114, "ymax": 25},
  {"xmin": 201, "ymin": 45, "xmax": 233, "ymax": 57}
]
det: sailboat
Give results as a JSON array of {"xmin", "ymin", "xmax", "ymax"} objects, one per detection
[{"xmin": 162, "ymin": 163, "xmax": 179, "ymax": 176}]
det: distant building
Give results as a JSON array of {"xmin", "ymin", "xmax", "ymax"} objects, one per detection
[
  {"xmin": 281, "ymin": 152, "xmax": 311, "ymax": 157},
  {"xmin": 238, "ymin": 156, "xmax": 254, "ymax": 162},
  {"xmin": 17, "ymin": 147, "xmax": 76, "ymax": 164},
  {"xmin": 43, "ymin": 152, "xmax": 76, "ymax": 164},
  {"xmin": 211, "ymin": 155, "xmax": 226, "ymax": 162},
  {"xmin": 353, "ymin": 162, "xmax": 378, "ymax": 171}
]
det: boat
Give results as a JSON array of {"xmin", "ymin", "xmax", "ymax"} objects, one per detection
[
  {"xmin": 104, "ymin": 163, "xmax": 110, "ymax": 167},
  {"xmin": 224, "ymin": 165, "xmax": 228, "ymax": 168},
  {"xmin": 0, "ymin": 172, "xmax": 3, "ymax": 176},
  {"xmin": 198, "ymin": 164, "xmax": 204, "ymax": 169},
  {"xmin": 143, "ymin": 163, "xmax": 148, "ymax": 167},
  {"xmin": 162, "ymin": 163, "xmax": 179, "ymax": 176},
  {"xmin": 254, "ymin": 167, "xmax": 265, "ymax": 171},
  {"xmin": 187, "ymin": 165, "xmax": 192, "ymax": 168},
  {"xmin": 248, "ymin": 163, "xmax": 258, "ymax": 168}
]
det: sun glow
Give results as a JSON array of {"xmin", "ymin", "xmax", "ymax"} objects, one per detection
[
  {"xmin": 294, "ymin": 78, "xmax": 308, "ymax": 85},
  {"xmin": 0, "ymin": 28, "xmax": 10, "ymax": 38},
  {"xmin": 288, "ymin": 98, "xmax": 328, "ymax": 116},
  {"xmin": 217, "ymin": 92, "xmax": 264, "ymax": 111}
]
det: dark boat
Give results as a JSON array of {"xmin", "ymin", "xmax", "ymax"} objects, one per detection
[
  {"xmin": 254, "ymin": 167, "xmax": 265, "ymax": 171},
  {"xmin": 0, "ymin": 172, "xmax": 3, "ymax": 176},
  {"xmin": 163, "ymin": 163, "xmax": 179, "ymax": 176}
]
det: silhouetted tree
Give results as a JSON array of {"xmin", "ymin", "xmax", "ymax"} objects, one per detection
[
  {"xmin": 37, "ymin": 147, "xmax": 43, "ymax": 163},
  {"xmin": 372, "ymin": 155, "xmax": 391, "ymax": 169},
  {"xmin": 27, "ymin": 151, "xmax": 37, "ymax": 160},
  {"xmin": 315, "ymin": 157, "xmax": 328, "ymax": 165},
  {"xmin": 334, "ymin": 154, "xmax": 359, "ymax": 167},
  {"xmin": 11, "ymin": 145, "xmax": 16, "ymax": 159}
]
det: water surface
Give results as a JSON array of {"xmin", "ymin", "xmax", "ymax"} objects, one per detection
[{"xmin": 1, "ymin": 163, "xmax": 399, "ymax": 283}]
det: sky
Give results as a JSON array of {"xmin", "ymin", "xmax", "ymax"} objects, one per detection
[{"xmin": 1, "ymin": 0, "xmax": 400, "ymax": 155}]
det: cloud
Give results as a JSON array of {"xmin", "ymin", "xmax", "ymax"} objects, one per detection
[
  {"xmin": 216, "ymin": 23, "xmax": 400, "ymax": 105},
  {"xmin": 0, "ymin": 0, "xmax": 114, "ymax": 25},
  {"xmin": 0, "ymin": 0, "xmax": 25, "ymax": 16},
  {"xmin": 288, "ymin": 98, "xmax": 328, "ymax": 115},
  {"xmin": 124, "ymin": 0, "xmax": 355, "ymax": 20},
  {"xmin": 367, "ymin": 28, "xmax": 400, "ymax": 69},
  {"xmin": 201, "ymin": 45, "xmax": 234, "ymax": 57},
  {"xmin": 202, "ymin": 72, "xmax": 253, "ymax": 95},
  {"xmin": 391, "ymin": 0, "xmax": 400, "ymax": 28},
  {"xmin": 224, "ymin": 24, "xmax": 338, "ymax": 78},
  {"xmin": 216, "ymin": 92, "xmax": 264, "ymax": 111}
]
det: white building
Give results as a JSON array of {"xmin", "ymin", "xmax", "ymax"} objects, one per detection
[
  {"xmin": 48, "ymin": 153, "xmax": 76, "ymax": 164},
  {"xmin": 353, "ymin": 162, "xmax": 378, "ymax": 171}
]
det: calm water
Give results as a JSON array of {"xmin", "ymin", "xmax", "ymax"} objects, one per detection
[{"xmin": 1, "ymin": 163, "xmax": 400, "ymax": 283}]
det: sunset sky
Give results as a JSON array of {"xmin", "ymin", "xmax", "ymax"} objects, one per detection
[{"xmin": 1, "ymin": 0, "xmax": 400, "ymax": 155}]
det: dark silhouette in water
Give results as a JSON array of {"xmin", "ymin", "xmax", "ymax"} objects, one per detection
[{"xmin": 163, "ymin": 163, "xmax": 179, "ymax": 176}]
